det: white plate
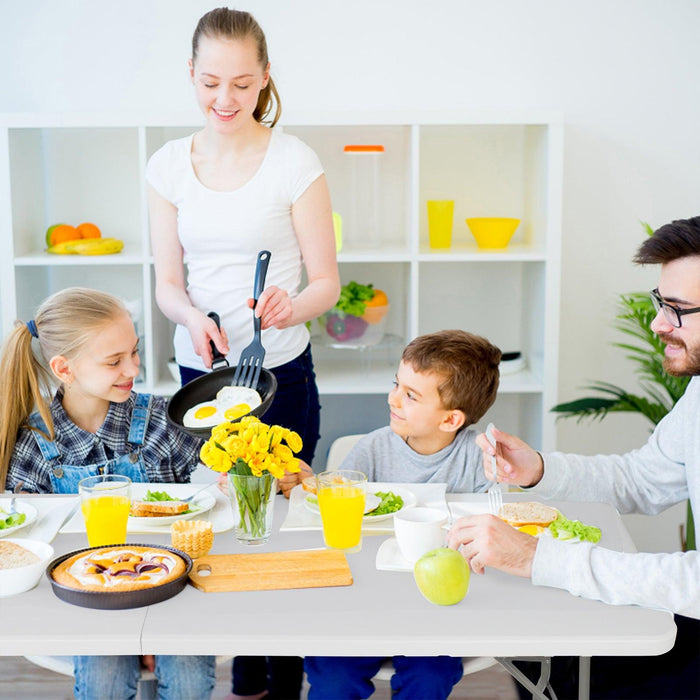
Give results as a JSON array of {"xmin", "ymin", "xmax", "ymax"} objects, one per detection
[
  {"xmin": 0, "ymin": 500, "xmax": 38, "ymax": 538},
  {"xmin": 128, "ymin": 485, "xmax": 216, "ymax": 527},
  {"xmin": 304, "ymin": 486, "xmax": 417, "ymax": 523}
]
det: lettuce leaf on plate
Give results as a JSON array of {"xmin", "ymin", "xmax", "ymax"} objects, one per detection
[
  {"xmin": 548, "ymin": 514, "xmax": 601, "ymax": 543},
  {"xmin": 0, "ymin": 510, "xmax": 26, "ymax": 529}
]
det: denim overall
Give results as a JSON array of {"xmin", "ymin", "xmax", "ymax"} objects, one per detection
[{"xmin": 27, "ymin": 393, "xmax": 152, "ymax": 495}]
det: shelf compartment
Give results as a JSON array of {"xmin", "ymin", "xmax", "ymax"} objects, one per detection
[
  {"xmin": 9, "ymin": 127, "xmax": 143, "ymax": 256},
  {"xmin": 418, "ymin": 124, "xmax": 551, "ymax": 252},
  {"xmin": 283, "ymin": 125, "xmax": 412, "ymax": 253}
]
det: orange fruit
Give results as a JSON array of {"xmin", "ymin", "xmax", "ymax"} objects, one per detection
[
  {"xmin": 45, "ymin": 223, "xmax": 67, "ymax": 247},
  {"xmin": 76, "ymin": 222, "xmax": 101, "ymax": 239},
  {"xmin": 362, "ymin": 288, "xmax": 389, "ymax": 324},
  {"xmin": 48, "ymin": 224, "xmax": 79, "ymax": 246},
  {"xmin": 366, "ymin": 289, "xmax": 388, "ymax": 307}
]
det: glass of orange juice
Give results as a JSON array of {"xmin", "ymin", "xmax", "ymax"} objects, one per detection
[
  {"xmin": 78, "ymin": 475, "xmax": 131, "ymax": 547},
  {"xmin": 316, "ymin": 470, "xmax": 367, "ymax": 552}
]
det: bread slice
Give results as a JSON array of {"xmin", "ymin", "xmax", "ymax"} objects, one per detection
[
  {"xmin": 0, "ymin": 540, "xmax": 40, "ymax": 569},
  {"xmin": 499, "ymin": 502, "xmax": 558, "ymax": 528},
  {"xmin": 129, "ymin": 500, "xmax": 189, "ymax": 517}
]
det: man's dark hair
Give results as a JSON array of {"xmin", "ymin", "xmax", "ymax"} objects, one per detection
[{"xmin": 634, "ymin": 216, "xmax": 700, "ymax": 264}]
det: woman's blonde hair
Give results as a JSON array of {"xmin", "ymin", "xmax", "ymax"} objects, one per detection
[
  {"xmin": 191, "ymin": 7, "xmax": 282, "ymax": 127},
  {"xmin": 0, "ymin": 287, "xmax": 128, "ymax": 488}
]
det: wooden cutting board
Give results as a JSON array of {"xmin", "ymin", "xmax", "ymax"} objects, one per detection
[{"xmin": 188, "ymin": 549, "xmax": 353, "ymax": 592}]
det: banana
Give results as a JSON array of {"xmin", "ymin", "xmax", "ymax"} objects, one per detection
[{"xmin": 47, "ymin": 238, "xmax": 124, "ymax": 255}]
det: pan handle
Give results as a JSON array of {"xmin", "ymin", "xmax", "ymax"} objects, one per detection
[{"xmin": 207, "ymin": 311, "xmax": 229, "ymax": 371}]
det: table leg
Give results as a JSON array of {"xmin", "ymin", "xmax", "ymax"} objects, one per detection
[
  {"xmin": 496, "ymin": 657, "xmax": 553, "ymax": 700},
  {"xmin": 578, "ymin": 656, "xmax": 590, "ymax": 700}
]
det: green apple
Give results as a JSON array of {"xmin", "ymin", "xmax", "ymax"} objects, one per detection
[{"xmin": 413, "ymin": 547, "xmax": 470, "ymax": 605}]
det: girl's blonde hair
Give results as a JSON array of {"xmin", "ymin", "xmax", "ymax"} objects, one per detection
[
  {"xmin": 0, "ymin": 287, "xmax": 128, "ymax": 488},
  {"xmin": 191, "ymin": 7, "xmax": 282, "ymax": 127}
]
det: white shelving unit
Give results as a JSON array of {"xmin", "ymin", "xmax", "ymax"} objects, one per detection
[{"xmin": 0, "ymin": 112, "xmax": 563, "ymax": 451}]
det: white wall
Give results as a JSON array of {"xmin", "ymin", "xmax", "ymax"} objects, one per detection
[{"xmin": 2, "ymin": 0, "xmax": 698, "ymax": 551}]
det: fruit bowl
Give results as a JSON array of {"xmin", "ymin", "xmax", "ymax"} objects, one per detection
[
  {"xmin": 466, "ymin": 217, "xmax": 520, "ymax": 249},
  {"xmin": 317, "ymin": 304, "xmax": 389, "ymax": 347}
]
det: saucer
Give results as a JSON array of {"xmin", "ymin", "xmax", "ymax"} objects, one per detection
[{"xmin": 375, "ymin": 537, "xmax": 414, "ymax": 572}]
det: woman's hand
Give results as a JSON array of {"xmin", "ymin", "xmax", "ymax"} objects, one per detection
[
  {"xmin": 183, "ymin": 308, "xmax": 229, "ymax": 368},
  {"xmin": 248, "ymin": 286, "xmax": 294, "ymax": 330}
]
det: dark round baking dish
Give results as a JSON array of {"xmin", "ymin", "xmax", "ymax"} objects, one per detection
[{"xmin": 46, "ymin": 543, "xmax": 193, "ymax": 610}]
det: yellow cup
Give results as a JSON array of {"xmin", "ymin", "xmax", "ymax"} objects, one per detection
[
  {"xmin": 427, "ymin": 200, "xmax": 454, "ymax": 249},
  {"xmin": 316, "ymin": 470, "xmax": 367, "ymax": 552},
  {"xmin": 79, "ymin": 475, "xmax": 131, "ymax": 547}
]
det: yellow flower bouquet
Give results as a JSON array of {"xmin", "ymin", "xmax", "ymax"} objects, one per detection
[{"xmin": 200, "ymin": 416, "xmax": 303, "ymax": 544}]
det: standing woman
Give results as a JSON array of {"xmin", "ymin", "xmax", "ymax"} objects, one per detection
[{"xmin": 146, "ymin": 8, "xmax": 339, "ymax": 700}]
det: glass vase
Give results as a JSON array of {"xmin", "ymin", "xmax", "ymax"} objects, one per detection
[{"xmin": 228, "ymin": 472, "xmax": 277, "ymax": 545}]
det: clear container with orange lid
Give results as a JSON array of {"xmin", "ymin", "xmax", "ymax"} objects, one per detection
[{"xmin": 343, "ymin": 144, "xmax": 384, "ymax": 248}]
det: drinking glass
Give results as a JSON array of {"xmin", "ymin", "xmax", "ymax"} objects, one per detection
[
  {"xmin": 78, "ymin": 474, "xmax": 131, "ymax": 546},
  {"xmin": 316, "ymin": 470, "xmax": 367, "ymax": 552},
  {"xmin": 427, "ymin": 200, "xmax": 454, "ymax": 248}
]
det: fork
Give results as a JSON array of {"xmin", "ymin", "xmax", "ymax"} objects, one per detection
[
  {"xmin": 485, "ymin": 423, "xmax": 503, "ymax": 516},
  {"xmin": 180, "ymin": 482, "xmax": 216, "ymax": 504},
  {"xmin": 6, "ymin": 481, "xmax": 24, "ymax": 516}
]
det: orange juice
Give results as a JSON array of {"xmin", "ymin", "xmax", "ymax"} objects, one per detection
[
  {"xmin": 81, "ymin": 495, "xmax": 130, "ymax": 546},
  {"xmin": 317, "ymin": 485, "xmax": 365, "ymax": 549}
]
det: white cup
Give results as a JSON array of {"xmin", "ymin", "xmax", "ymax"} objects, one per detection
[{"xmin": 393, "ymin": 507, "xmax": 448, "ymax": 563}]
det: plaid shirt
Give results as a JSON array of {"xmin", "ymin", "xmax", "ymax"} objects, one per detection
[{"xmin": 8, "ymin": 391, "xmax": 203, "ymax": 494}]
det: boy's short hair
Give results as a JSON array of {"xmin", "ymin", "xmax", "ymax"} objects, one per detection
[{"xmin": 401, "ymin": 330, "xmax": 501, "ymax": 426}]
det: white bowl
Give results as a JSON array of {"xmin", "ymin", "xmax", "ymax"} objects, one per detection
[{"xmin": 0, "ymin": 538, "xmax": 54, "ymax": 597}]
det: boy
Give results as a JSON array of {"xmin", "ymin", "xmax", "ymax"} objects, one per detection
[{"xmin": 305, "ymin": 329, "xmax": 501, "ymax": 700}]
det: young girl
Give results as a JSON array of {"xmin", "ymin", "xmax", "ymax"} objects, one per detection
[
  {"xmin": 147, "ymin": 8, "xmax": 339, "ymax": 698},
  {"xmin": 0, "ymin": 287, "xmax": 215, "ymax": 700}
]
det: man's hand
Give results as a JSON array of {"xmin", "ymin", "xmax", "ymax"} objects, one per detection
[
  {"xmin": 446, "ymin": 514, "xmax": 538, "ymax": 577},
  {"xmin": 475, "ymin": 426, "xmax": 544, "ymax": 487}
]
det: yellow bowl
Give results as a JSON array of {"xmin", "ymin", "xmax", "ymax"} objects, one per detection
[{"xmin": 466, "ymin": 217, "xmax": 520, "ymax": 249}]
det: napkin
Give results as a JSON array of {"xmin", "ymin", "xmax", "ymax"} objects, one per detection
[
  {"xmin": 17, "ymin": 497, "xmax": 78, "ymax": 543},
  {"xmin": 280, "ymin": 482, "xmax": 448, "ymax": 534}
]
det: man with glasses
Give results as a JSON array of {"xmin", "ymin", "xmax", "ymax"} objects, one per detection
[{"xmin": 448, "ymin": 215, "xmax": 700, "ymax": 698}]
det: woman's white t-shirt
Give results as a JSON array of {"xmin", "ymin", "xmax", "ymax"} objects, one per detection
[{"xmin": 146, "ymin": 130, "xmax": 324, "ymax": 370}]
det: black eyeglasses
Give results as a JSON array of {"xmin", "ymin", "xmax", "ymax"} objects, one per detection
[{"xmin": 650, "ymin": 288, "xmax": 700, "ymax": 328}]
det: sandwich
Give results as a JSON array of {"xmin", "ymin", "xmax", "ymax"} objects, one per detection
[
  {"xmin": 129, "ymin": 500, "xmax": 190, "ymax": 518},
  {"xmin": 498, "ymin": 501, "xmax": 559, "ymax": 536}
]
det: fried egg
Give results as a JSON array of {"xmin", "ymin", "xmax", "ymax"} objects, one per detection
[
  {"xmin": 216, "ymin": 386, "xmax": 262, "ymax": 420},
  {"xmin": 182, "ymin": 401, "xmax": 224, "ymax": 428},
  {"xmin": 182, "ymin": 386, "xmax": 263, "ymax": 429}
]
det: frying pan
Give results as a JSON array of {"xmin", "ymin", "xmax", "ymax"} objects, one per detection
[{"xmin": 166, "ymin": 253, "xmax": 278, "ymax": 439}]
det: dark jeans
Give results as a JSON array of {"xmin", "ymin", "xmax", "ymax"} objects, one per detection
[
  {"xmin": 179, "ymin": 344, "xmax": 319, "ymax": 699},
  {"xmin": 513, "ymin": 614, "xmax": 700, "ymax": 700}
]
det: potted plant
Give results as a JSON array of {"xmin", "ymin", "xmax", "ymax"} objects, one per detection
[{"xmin": 551, "ymin": 225, "xmax": 694, "ymax": 550}]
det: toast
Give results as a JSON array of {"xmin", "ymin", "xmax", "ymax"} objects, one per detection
[
  {"xmin": 129, "ymin": 500, "xmax": 189, "ymax": 517},
  {"xmin": 0, "ymin": 540, "xmax": 40, "ymax": 569},
  {"xmin": 499, "ymin": 501, "xmax": 559, "ymax": 528}
]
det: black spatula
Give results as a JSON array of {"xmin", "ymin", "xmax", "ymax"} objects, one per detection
[{"xmin": 233, "ymin": 250, "xmax": 271, "ymax": 388}]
